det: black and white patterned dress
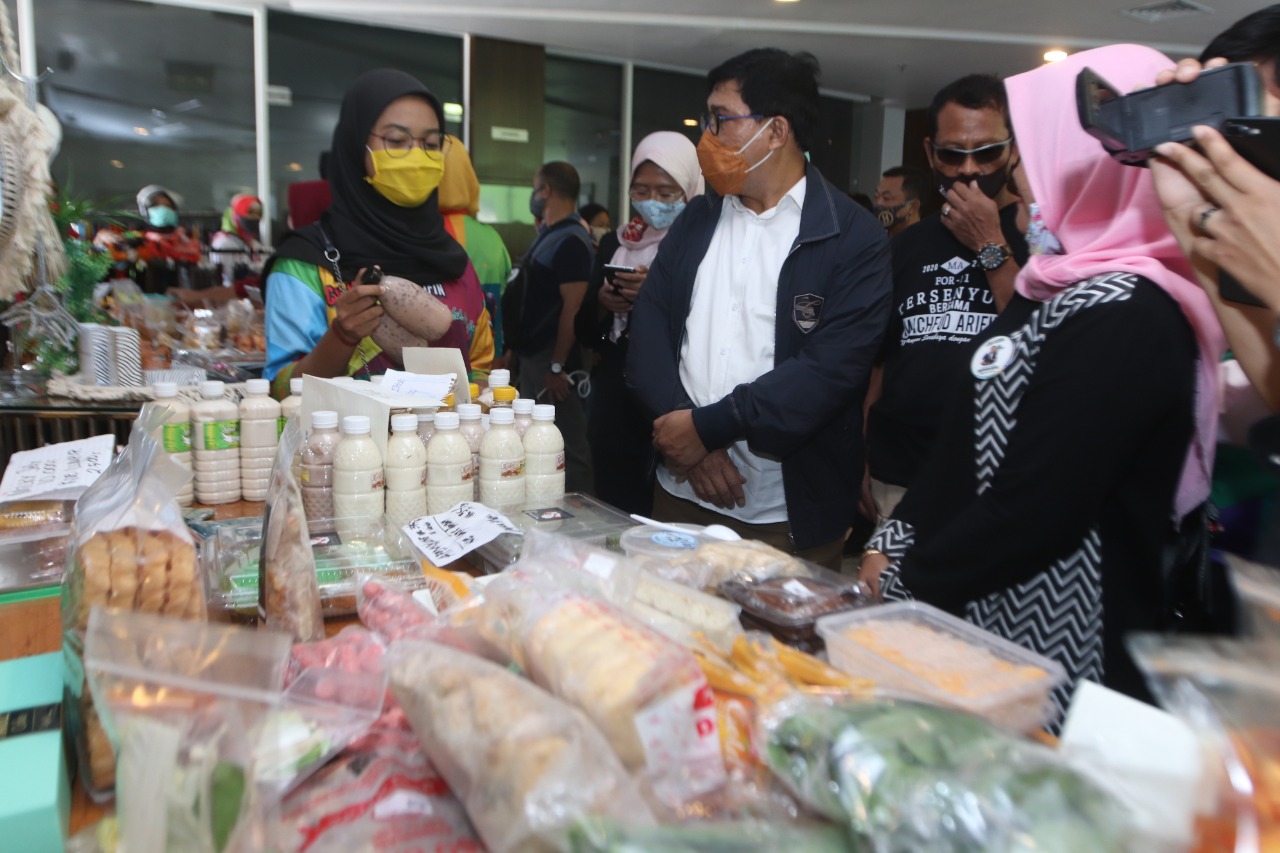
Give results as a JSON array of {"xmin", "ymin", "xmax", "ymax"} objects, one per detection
[{"xmin": 867, "ymin": 272, "xmax": 1198, "ymax": 727}]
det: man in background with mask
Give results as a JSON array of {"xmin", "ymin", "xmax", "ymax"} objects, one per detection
[
  {"xmin": 514, "ymin": 160, "xmax": 595, "ymax": 492},
  {"xmin": 626, "ymin": 48, "xmax": 891, "ymax": 571},
  {"xmin": 863, "ymin": 74, "xmax": 1029, "ymax": 520},
  {"xmin": 873, "ymin": 166, "xmax": 928, "ymax": 236}
]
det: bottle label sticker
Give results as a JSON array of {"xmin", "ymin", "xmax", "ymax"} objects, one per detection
[
  {"xmin": 501, "ymin": 459, "xmax": 526, "ymax": 478},
  {"xmin": 555, "ymin": 451, "xmax": 566, "ymax": 472},
  {"xmin": 202, "ymin": 419, "xmax": 240, "ymax": 450},
  {"xmin": 162, "ymin": 422, "xmax": 192, "ymax": 453},
  {"xmin": 371, "ymin": 470, "xmax": 386, "ymax": 490}
]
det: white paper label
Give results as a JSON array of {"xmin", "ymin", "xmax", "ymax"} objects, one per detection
[
  {"xmin": 633, "ymin": 679, "xmax": 725, "ymax": 802},
  {"xmin": 0, "ymin": 434, "xmax": 115, "ymax": 502},
  {"xmin": 379, "ymin": 369, "xmax": 456, "ymax": 404},
  {"xmin": 401, "ymin": 501, "xmax": 522, "ymax": 566},
  {"xmin": 782, "ymin": 578, "xmax": 817, "ymax": 599},
  {"xmin": 412, "ymin": 588, "xmax": 439, "ymax": 615},
  {"xmin": 582, "ymin": 553, "xmax": 617, "ymax": 580},
  {"xmin": 373, "ymin": 789, "xmax": 435, "ymax": 819}
]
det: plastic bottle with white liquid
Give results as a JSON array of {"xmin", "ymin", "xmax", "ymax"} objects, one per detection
[
  {"xmin": 425, "ymin": 412, "xmax": 475, "ymax": 514},
  {"xmin": 512, "ymin": 397, "xmax": 535, "ymax": 439},
  {"xmin": 300, "ymin": 410, "xmax": 340, "ymax": 530},
  {"xmin": 415, "ymin": 407, "xmax": 436, "ymax": 449},
  {"xmin": 385, "ymin": 413, "xmax": 427, "ymax": 527},
  {"xmin": 479, "ymin": 407, "xmax": 526, "ymax": 508},
  {"xmin": 151, "ymin": 382, "xmax": 193, "ymax": 507},
  {"xmin": 279, "ymin": 377, "xmax": 304, "ymax": 436},
  {"xmin": 456, "ymin": 403, "xmax": 485, "ymax": 499},
  {"xmin": 191, "ymin": 381, "xmax": 241, "ymax": 505},
  {"xmin": 523, "ymin": 403, "xmax": 566, "ymax": 499},
  {"xmin": 239, "ymin": 378, "xmax": 280, "ymax": 501},
  {"xmin": 332, "ymin": 415, "xmax": 385, "ymax": 536}
]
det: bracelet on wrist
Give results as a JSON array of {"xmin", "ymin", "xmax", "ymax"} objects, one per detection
[
  {"xmin": 331, "ymin": 325, "xmax": 360, "ymax": 348},
  {"xmin": 861, "ymin": 547, "xmax": 886, "ymax": 564}
]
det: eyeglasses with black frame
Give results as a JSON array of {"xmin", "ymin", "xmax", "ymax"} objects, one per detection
[
  {"xmin": 698, "ymin": 111, "xmax": 765, "ymax": 135},
  {"xmin": 369, "ymin": 130, "xmax": 451, "ymax": 158},
  {"xmin": 931, "ymin": 138, "xmax": 1013, "ymax": 168}
]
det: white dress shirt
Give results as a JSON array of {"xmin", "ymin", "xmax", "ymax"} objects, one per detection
[{"xmin": 658, "ymin": 177, "xmax": 807, "ymax": 523}]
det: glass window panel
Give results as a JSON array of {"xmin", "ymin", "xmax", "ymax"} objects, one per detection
[
  {"xmin": 267, "ymin": 10, "xmax": 462, "ymax": 234},
  {"xmin": 631, "ymin": 66, "xmax": 704, "ymax": 148},
  {"xmin": 38, "ymin": 0, "xmax": 255, "ymax": 236},
  {"xmin": 543, "ymin": 55, "xmax": 621, "ymax": 217}
]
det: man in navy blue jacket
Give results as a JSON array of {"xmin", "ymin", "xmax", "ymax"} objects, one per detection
[{"xmin": 626, "ymin": 48, "xmax": 892, "ymax": 569}]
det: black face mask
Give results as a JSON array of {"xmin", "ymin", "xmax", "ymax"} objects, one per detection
[
  {"xmin": 240, "ymin": 217, "xmax": 260, "ymax": 232},
  {"xmin": 872, "ymin": 201, "xmax": 913, "ymax": 229},
  {"xmin": 935, "ymin": 165, "xmax": 1009, "ymax": 200}
]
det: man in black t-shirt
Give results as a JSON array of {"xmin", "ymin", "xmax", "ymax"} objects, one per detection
[
  {"xmin": 865, "ymin": 75, "xmax": 1029, "ymax": 518},
  {"xmin": 515, "ymin": 161, "xmax": 595, "ymax": 492}
]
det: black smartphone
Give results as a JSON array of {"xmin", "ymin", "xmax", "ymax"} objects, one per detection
[
  {"xmin": 1221, "ymin": 117, "xmax": 1280, "ymax": 179},
  {"xmin": 603, "ymin": 263, "xmax": 636, "ymax": 276},
  {"xmin": 1077, "ymin": 62, "xmax": 1264, "ymax": 165},
  {"xmin": 360, "ymin": 266, "xmax": 384, "ymax": 284},
  {"xmin": 1219, "ymin": 271, "xmax": 1269, "ymax": 308}
]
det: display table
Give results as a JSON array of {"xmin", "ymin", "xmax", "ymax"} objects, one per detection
[{"xmin": 0, "ymin": 499, "xmax": 362, "ymax": 838}]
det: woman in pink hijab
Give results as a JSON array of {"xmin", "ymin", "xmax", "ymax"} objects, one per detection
[
  {"xmin": 860, "ymin": 44, "xmax": 1226, "ymax": 725},
  {"xmin": 575, "ymin": 131, "xmax": 703, "ymax": 515}
]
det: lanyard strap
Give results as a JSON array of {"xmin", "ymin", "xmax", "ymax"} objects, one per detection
[{"xmin": 317, "ymin": 226, "xmax": 372, "ymax": 379}]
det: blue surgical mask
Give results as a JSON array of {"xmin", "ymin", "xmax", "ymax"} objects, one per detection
[
  {"xmin": 632, "ymin": 198, "xmax": 686, "ymax": 231},
  {"xmin": 529, "ymin": 188, "xmax": 547, "ymax": 220},
  {"xmin": 1025, "ymin": 202, "xmax": 1063, "ymax": 256},
  {"xmin": 148, "ymin": 205, "xmax": 179, "ymax": 229}
]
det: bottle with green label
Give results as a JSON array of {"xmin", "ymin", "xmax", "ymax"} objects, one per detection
[
  {"xmin": 279, "ymin": 377, "xmax": 304, "ymax": 437},
  {"xmin": 191, "ymin": 380, "xmax": 241, "ymax": 504},
  {"xmin": 151, "ymin": 381, "xmax": 193, "ymax": 506}
]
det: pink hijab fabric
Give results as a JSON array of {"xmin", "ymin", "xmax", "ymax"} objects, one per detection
[
  {"xmin": 1005, "ymin": 44, "xmax": 1226, "ymax": 520},
  {"xmin": 611, "ymin": 131, "xmax": 704, "ymax": 270}
]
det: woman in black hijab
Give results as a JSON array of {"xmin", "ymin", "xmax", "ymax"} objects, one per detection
[{"xmin": 264, "ymin": 69, "xmax": 482, "ymax": 397}]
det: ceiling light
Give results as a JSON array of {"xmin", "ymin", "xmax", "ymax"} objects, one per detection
[
  {"xmin": 110, "ymin": 159, "xmax": 124, "ymax": 169},
  {"xmin": 287, "ymin": 162, "xmax": 303, "ymax": 172},
  {"xmin": 1043, "ymin": 49, "xmax": 1068, "ymax": 63},
  {"xmin": 443, "ymin": 102, "xmax": 464, "ymax": 119},
  {"xmin": 682, "ymin": 118, "xmax": 698, "ymax": 127},
  {"xmin": 132, "ymin": 126, "xmax": 149, "ymax": 137},
  {"xmin": 775, "ymin": 0, "xmax": 802, "ymax": 3}
]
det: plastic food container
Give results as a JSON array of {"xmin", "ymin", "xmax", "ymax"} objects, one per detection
[
  {"xmin": 203, "ymin": 515, "xmax": 427, "ymax": 621},
  {"xmin": 468, "ymin": 492, "xmax": 635, "ymax": 574},
  {"xmin": 720, "ymin": 565, "xmax": 873, "ymax": 654},
  {"xmin": 818, "ymin": 601, "xmax": 1067, "ymax": 732},
  {"xmin": 621, "ymin": 524, "xmax": 710, "ymax": 560},
  {"xmin": 629, "ymin": 569, "xmax": 743, "ymax": 655},
  {"xmin": 1226, "ymin": 553, "xmax": 1280, "ymax": 642}
]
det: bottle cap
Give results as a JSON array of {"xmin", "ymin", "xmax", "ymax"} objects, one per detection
[
  {"xmin": 434, "ymin": 411, "xmax": 460, "ymax": 430},
  {"xmin": 369, "ymin": 375, "xmax": 384, "ymax": 386},
  {"xmin": 200, "ymin": 380, "xmax": 225, "ymax": 399},
  {"xmin": 245, "ymin": 378, "xmax": 270, "ymax": 396},
  {"xmin": 532, "ymin": 404, "xmax": 557, "ymax": 422},
  {"xmin": 152, "ymin": 381, "xmax": 177, "ymax": 398},
  {"xmin": 342, "ymin": 415, "xmax": 371, "ymax": 435},
  {"xmin": 490, "ymin": 407, "xmax": 515, "ymax": 425},
  {"xmin": 457, "ymin": 403, "xmax": 481, "ymax": 420},
  {"xmin": 311, "ymin": 410, "xmax": 338, "ymax": 429},
  {"xmin": 513, "ymin": 398, "xmax": 535, "ymax": 415},
  {"xmin": 290, "ymin": 378, "xmax": 304, "ymax": 395},
  {"xmin": 415, "ymin": 407, "xmax": 436, "ymax": 423},
  {"xmin": 391, "ymin": 413, "xmax": 418, "ymax": 432},
  {"xmin": 488, "ymin": 369, "xmax": 511, "ymax": 388},
  {"xmin": 468, "ymin": 382, "xmax": 480, "ymax": 400},
  {"xmin": 493, "ymin": 386, "xmax": 517, "ymax": 402}
]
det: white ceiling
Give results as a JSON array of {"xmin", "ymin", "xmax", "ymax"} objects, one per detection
[{"xmin": 275, "ymin": 0, "xmax": 1265, "ymax": 107}]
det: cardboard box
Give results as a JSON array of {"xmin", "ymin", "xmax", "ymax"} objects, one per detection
[{"xmin": 0, "ymin": 653, "xmax": 70, "ymax": 852}]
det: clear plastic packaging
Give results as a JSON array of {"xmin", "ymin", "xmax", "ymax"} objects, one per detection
[
  {"xmin": 720, "ymin": 564, "xmax": 873, "ymax": 654},
  {"xmin": 568, "ymin": 817, "xmax": 852, "ymax": 852},
  {"xmin": 818, "ymin": 600, "xmax": 1067, "ymax": 732},
  {"xmin": 259, "ymin": 415, "xmax": 324, "ymax": 642},
  {"xmin": 386, "ymin": 638, "xmax": 651, "ymax": 853},
  {"xmin": 469, "ymin": 492, "xmax": 634, "ymax": 574},
  {"xmin": 761, "ymin": 695, "xmax": 1131, "ymax": 852},
  {"xmin": 62, "ymin": 403, "xmax": 202, "ymax": 800},
  {"xmin": 1225, "ymin": 553, "xmax": 1280, "ymax": 642},
  {"xmin": 1128, "ymin": 634, "xmax": 1280, "ymax": 852}
]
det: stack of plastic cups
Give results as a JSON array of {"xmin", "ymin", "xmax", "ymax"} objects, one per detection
[{"xmin": 110, "ymin": 326, "xmax": 144, "ymax": 387}]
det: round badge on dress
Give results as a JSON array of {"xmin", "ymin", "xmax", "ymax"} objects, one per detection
[{"xmin": 971, "ymin": 335, "xmax": 1016, "ymax": 380}]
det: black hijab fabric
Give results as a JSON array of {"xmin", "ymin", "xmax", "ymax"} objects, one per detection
[{"xmin": 272, "ymin": 69, "xmax": 469, "ymax": 285}]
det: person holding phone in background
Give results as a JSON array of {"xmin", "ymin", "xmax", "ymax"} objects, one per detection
[{"xmin": 575, "ymin": 131, "xmax": 704, "ymax": 514}]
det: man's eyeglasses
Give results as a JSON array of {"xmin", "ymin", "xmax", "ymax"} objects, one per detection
[
  {"xmin": 370, "ymin": 130, "xmax": 450, "ymax": 158},
  {"xmin": 931, "ymin": 138, "xmax": 1013, "ymax": 168},
  {"xmin": 698, "ymin": 111, "xmax": 765, "ymax": 135},
  {"xmin": 629, "ymin": 185, "xmax": 685, "ymax": 204}
]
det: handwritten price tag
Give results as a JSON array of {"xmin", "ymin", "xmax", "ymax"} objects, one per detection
[
  {"xmin": 0, "ymin": 434, "xmax": 116, "ymax": 502},
  {"xmin": 379, "ymin": 369, "xmax": 455, "ymax": 404},
  {"xmin": 401, "ymin": 501, "xmax": 521, "ymax": 566}
]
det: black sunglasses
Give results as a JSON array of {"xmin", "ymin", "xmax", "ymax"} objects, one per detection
[{"xmin": 932, "ymin": 138, "xmax": 1013, "ymax": 168}]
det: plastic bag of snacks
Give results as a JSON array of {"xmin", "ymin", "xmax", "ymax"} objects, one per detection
[
  {"xmin": 480, "ymin": 566, "xmax": 726, "ymax": 807},
  {"xmin": 1129, "ymin": 634, "xmax": 1280, "ymax": 852},
  {"xmin": 61, "ymin": 403, "xmax": 199, "ymax": 800},
  {"xmin": 386, "ymin": 639, "xmax": 651, "ymax": 852},
  {"xmin": 761, "ymin": 695, "xmax": 1130, "ymax": 852},
  {"xmin": 259, "ymin": 415, "xmax": 324, "ymax": 642},
  {"xmin": 288, "ymin": 626, "xmax": 408, "ymax": 732}
]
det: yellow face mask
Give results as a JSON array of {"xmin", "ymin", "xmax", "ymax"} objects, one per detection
[{"xmin": 365, "ymin": 147, "xmax": 445, "ymax": 207}]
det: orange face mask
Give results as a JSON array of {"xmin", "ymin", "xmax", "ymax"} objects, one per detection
[{"xmin": 696, "ymin": 118, "xmax": 775, "ymax": 197}]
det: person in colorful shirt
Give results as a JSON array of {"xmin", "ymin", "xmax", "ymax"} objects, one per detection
[
  {"xmin": 210, "ymin": 193, "xmax": 266, "ymax": 291},
  {"xmin": 263, "ymin": 69, "xmax": 480, "ymax": 397}
]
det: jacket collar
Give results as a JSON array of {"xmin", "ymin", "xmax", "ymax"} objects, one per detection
[{"xmin": 703, "ymin": 161, "xmax": 840, "ymax": 248}]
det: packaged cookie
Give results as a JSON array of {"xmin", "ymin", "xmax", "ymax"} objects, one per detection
[{"xmin": 61, "ymin": 403, "xmax": 201, "ymax": 801}]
